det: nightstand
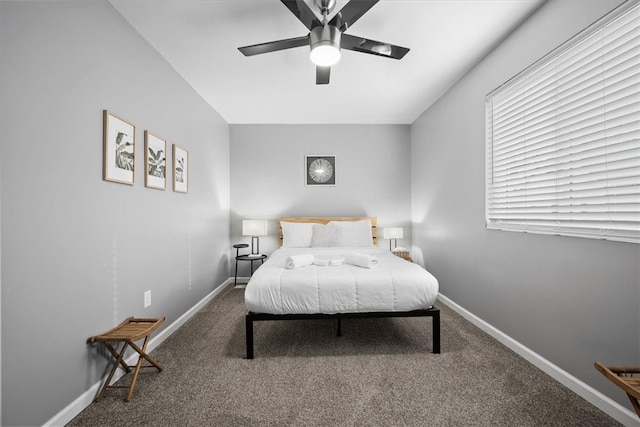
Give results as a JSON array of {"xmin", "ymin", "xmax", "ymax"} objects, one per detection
[
  {"xmin": 392, "ymin": 248, "xmax": 413, "ymax": 262},
  {"xmin": 233, "ymin": 244, "xmax": 267, "ymax": 285}
]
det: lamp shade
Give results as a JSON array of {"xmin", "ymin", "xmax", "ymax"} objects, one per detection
[
  {"xmin": 242, "ymin": 220, "xmax": 268, "ymax": 236},
  {"xmin": 382, "ymin": 227, "xmax": 403, "ymax": 239}
]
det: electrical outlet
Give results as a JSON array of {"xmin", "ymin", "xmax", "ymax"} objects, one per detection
[{"xmin": 144, "ymin": 290, "xmax": 151, "ymax": 308}]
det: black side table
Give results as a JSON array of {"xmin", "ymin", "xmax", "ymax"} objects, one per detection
[{"xmin": 233, "ymin": 244, "xmax": 267, "ymax": 286}]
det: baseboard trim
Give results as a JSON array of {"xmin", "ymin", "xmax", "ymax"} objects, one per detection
[
  {"xmin": 44, "ymin": 278, "xmax": 234, "ymax": 427},
  {"xmin": 151, "ymin": 279, "xmax": 233, "ymax": 345},
  {"xmin": 437, "ymin": 294, "xmax": 639, "ymax": 427}
]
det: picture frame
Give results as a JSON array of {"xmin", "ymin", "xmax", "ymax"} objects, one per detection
[
  {"xmin": 103, "ymin": 110, "xmax": 135, "ymax": 185},
  {"xmin": 144, "ymin": 131, "xmax": 167, "ymax": 190},
  {"xmin": 305, "ymin": 155, "xmax": 336, "ymax": 186},
  {"xmin": 173, "ymin": 144, "xmax": 189, "ymax": 193}
]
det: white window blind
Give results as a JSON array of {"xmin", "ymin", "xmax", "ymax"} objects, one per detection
[{"xmin": 485, "ymin": 2, "xmax": 640, "ymax": 243}]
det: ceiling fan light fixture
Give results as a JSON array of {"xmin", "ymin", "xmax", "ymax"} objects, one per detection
[
  {"xmin": 309, "ymin": 25, "xmax": 341, "ymax": 67},
  {"xmin": 310, "ymin": 44, "xmax": 341, "ymax": 66},
  {"xmin": 237, "ymin": 0, "xmax": 410, "ymax": 84}
]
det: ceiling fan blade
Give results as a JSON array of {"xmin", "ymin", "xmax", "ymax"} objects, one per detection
[
  {"xmin": 341, "ymin": 33, "xmax": 409, "ymax": 60},
  {"xmin": 281, "ymin": 0, "xmax": 322, "ymax": 31},
  {"xmin": 238, "ymin": 35, "xmax": 309, "ymax": 57},
  {"xmin": 316, "ymin": 66, "xmax": 330, "ymax": 85},
  {"xmin": 330, "ymin": 0, "xmax": 379, "ymax": 30}
]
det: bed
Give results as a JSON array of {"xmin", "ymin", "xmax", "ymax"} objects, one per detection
[{"xmin": 244, "ymin": 217, "xmax": 440, "ymax": 358}]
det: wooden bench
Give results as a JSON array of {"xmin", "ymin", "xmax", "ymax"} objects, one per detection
[
  {"xmin": 594, "ymin": 362, "xmax": 640, "ymax": 417},
  {"xmin": 89, "ymin": 317, "xmax": 164, "ymax": 401}
]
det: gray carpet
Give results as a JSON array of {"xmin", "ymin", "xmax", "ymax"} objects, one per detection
[{"xmin": 68, "ymin": 286, "xmax": 620, "ymax": 426}]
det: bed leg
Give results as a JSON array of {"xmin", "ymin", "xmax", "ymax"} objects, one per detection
[
  {"xmin": 336, "ymin": 318, "xmax": 342, "ymax": 337},
  {"xmin": 432, "ymin": 309, "xmax": 441, "ymax": 354},
  {"xmin": 245, "ymin": 314, "xmax": 254, "ymax": 359}
]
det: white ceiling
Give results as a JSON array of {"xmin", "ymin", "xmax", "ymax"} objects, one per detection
[{"xmin": 109, "ymin": 0, "xmax": 544, "ymax": 124}]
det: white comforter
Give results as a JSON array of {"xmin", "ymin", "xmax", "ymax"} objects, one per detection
[{"xmin": 244, "ymin": 247, "xmax": 439, "ymax": 315}]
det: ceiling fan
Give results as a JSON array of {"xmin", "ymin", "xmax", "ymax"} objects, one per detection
[{"xmin": 238, "ymin": 0, "xmax": 410, "ymax": 85}]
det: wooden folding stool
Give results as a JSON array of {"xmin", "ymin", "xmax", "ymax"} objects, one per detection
[
  {"xmin": 89, "ymin": 317, "xmax": 165, "ymax": 401},
  {"xmin": 594, "ymin": 362, "xmax": 640, "ymax": 417}
]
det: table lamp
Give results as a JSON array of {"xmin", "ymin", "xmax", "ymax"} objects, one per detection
[
  {"xmin": 382, "ymin": 227, "xmax": 403, "ymax": 251},
  {"xmin": 242, "ymin": 220, "xmax": 268, "ymax": 255}
]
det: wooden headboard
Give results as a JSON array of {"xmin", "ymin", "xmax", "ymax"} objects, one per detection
[{"xmin": 278, "ymin": 217, "xmax": 378, "ymax": 247}]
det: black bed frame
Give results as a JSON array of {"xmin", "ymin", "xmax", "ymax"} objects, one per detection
[{"xmin": 245, "ymin": 307, "xmax": 441, "ymax": 359}]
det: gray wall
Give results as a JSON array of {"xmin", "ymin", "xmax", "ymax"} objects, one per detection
[
  {"xmin": 411, "ymin": 0, "xmax": 639, "ymax": 410},
  {"xmin": 2, "ymin": 0, "xmax": 638, "ymax": 424},
  {"xmin": 0, "ymin": 1, "xmax": 230, "ymax": 425},
  {"xmin": 230, "ymin": 124, "xmax": 412, "ymax": 276}
]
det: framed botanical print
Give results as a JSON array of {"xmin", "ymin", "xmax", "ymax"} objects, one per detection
[
  {"xmin": 144, "ymin": 131, "xmax": 166, "ymax": 190},
  {"xmin": 305, "ymin": 155, "xmax": 336, "ymax": 186},
  {"xmin": 173, "ymin": 144, "xmax": 189, "ymax": 193},
  {"xmin": 103, "ymin": 110, "xmax": 135, "ymax": 185}
]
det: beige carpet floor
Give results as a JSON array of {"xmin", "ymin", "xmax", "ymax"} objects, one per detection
[{"xmin": 68, "ymin": 286, "xmax": 620, "ymax": 426}]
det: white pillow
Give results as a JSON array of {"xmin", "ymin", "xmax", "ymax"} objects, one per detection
[
  {"xmin": 311, "ymin": 223, "xmax": 342, "ymax": 247},
  {"xmin": 328, "ymin": 220, "xmax": 373, "ymax": 247},
  {"xmin": 280, "ymin": 222, "xmax": 313, "ymax": 247}
]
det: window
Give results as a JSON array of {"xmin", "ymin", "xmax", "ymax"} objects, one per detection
[{"xmin": 485, "ymin": 2, "xmax": 640, "ymax": 243}]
